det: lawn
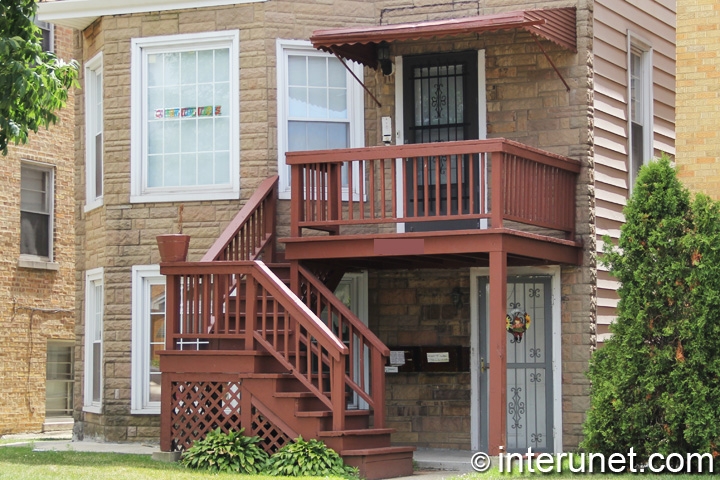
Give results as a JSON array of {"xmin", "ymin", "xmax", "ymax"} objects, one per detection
[{"xmin": 0, "ymin": 445, "xmax": 343, "ymax": 480}]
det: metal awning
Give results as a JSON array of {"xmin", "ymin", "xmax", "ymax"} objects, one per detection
[{"xmin": 310, "ymin": 7, "xmax": 577, "ymax": 70}]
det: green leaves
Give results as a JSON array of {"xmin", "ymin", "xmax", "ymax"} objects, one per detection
[
  {"xmin": 180, "ymin": 428, "xmax": 269, "ymax": 474},
  {"xmin": 264, "ymin": 436, "xmax": 358, "ymax": 478},
  {"xmin": 584, "ymin": 155, "xmax": 720, "ymax": 467},
  {"xmin": 180, "ymin": 430, "xmax": 359, "ymax": 478},
  {"xmin": 0, "ymin": 0, "xmax": 78, "ymax": 155}
]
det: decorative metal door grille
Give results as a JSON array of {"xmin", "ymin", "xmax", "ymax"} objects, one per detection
[
  {"xmin": 505, "ymin": 277, "xmax": 553, "ymax": 453},
  {"xmin": 403, "ymin": 52, "xmax": 480, "ymax": 228}
]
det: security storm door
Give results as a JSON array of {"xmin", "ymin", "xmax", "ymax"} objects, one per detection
[
  {"xmin": 478, "ymin": 275, "xmax": 554, "ymax": 454},
  {"xmin": 403, "ymin": 51, "xmax": 480, "ymax": 231}
]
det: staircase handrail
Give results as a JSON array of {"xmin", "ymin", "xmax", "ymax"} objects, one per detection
[
  {"xmin": 161, "ymin": 260, "xmax": 348, "ymax": 423},
  {"xmin": 202, "ymin": 175, "xmax": 279, "ymax": 262},
  {"xmin": 297, "ymin": 265, "xmax": 388, "ymax": 423},
  {"xmin": 298, "ymin": 265, "xmax": 389, "ymax": 356}
]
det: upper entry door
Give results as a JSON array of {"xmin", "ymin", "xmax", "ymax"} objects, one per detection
[{"xmin": 403, "ymin": 51, "xmax": 480, "ymax": 232}]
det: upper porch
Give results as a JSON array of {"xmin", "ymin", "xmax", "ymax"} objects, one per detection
[{"xmin": 282, "ymin": 137, "xmax": 583, "ymax": 269}]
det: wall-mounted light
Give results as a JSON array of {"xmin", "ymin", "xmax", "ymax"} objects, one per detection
[
  {"xmin": 377, "ymin": 41, "xmax": 393, "ymax": 76},
  {"xmin": 451, "ymin": 287, "xmax": 464, "ymax": 310}
]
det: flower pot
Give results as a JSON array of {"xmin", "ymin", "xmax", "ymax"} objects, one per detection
[{"xmin": 156, "ymin": 234, "xmax": 190, "ymax": 262}]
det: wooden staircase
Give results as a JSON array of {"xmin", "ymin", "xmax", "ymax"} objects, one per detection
[{"xmin": 159, "ymin": 176, "xmax": 414, "ymax": 479}]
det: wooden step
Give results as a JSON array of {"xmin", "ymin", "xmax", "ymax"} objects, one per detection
[
  {"xmin": 341, "ymin": 446, "xmax": 416, "ymax": 480},
  {"xmin": 318, "ymin": 428, "xmax": 395, "ymax": 437}
]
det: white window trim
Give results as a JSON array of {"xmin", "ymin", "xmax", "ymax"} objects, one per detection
[
  {"xmin": 130, "ymin": 30, "xmax": 240, "ymax": 203},
  {"xmin": 19, "ymin": 160, "xmax": 56, "ymax": 267},
  {"xmin": 83, "ymin": 267, "xmax": 104, "ymax": 413},
  {"xmin": 33, "ymin": 17, "xmax": 54, "ymax": 52},
  {"xmin": 131, "ymin": 265, "xmax": 164, "ymax": 414},
  {"xmin": 627, "ymin": 31, "xmax": 654, "ymax": 191},
  {"xmin": 85, "ymin": 52, "xmax": 103, "ymax": 212},
  {"xmin": 276, "ymin": 39, "xmax": 365, "ymax": 200}
]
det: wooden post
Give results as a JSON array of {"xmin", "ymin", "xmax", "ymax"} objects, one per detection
[
  {"xmin": 264, "ymin": 187, "xmax": 277, "ymax": 263},
  {"xmin": 332, "ymin": 356, "xmax": 346, "ymax": 431},
  {"xmin": 491, "ymin": 152, "xmax": 505, "ymax": 229},
  {"xmin": 245, "ymin": 273, "xmax": 257, "ymax": 351},
  {"xmin": 371, "ymin": 348, "xmax": 385, "ymax": 428},
  {"xmin": 290, "ymin": 164, "xmax": 303, "ymax": 237},
  {"xmin": 488, "ymin": 249, "xmax": 507, "ymax": 456},
  {"xmin": 160, "ymin": 373, "xmax": 173, "ymax": 451}
]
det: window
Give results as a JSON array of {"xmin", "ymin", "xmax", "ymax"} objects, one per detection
[
  {"xmin": 46, "ymin": 342, "xmax": 74, "ymax": 417},
  {"xmin": 20, "ymin": 162, "xmax": 54, "ymax": 262},
  {"xmin": 84, "ymin": 268, "xmax": 103, "ymax": 413},
  {"xmin": 131, "ymin": 31, "xmax": 240, "ymax": 203},
  {"xmin": 276, "ymin": 40, "xmax": 364, "ymax": 199},
  {"xmin": 131, "ymin": 265, "xmax": 166, "ymax": 414},
  {"xmin": 628, "ymin": 34, "xmax": 653, "ymax": 190},
  {"xmin": 85, "ymin": 53, "xmax": 103, "ymax": 211},
  {"xmin": 34, "ymin": 18, "xmax": 54, "ymax": 53}
]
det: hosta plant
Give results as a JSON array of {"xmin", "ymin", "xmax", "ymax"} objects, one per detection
[
  {"xmin": 265, "ymin": 436, "xmax": 359, "ymax": 478},
  {"xmin": 180, "ymin": 427, "xmax": 269, "ymax": 474}
]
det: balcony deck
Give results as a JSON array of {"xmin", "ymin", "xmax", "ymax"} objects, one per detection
[{"xmin": 282, "ymin": 138, "xmax": 583, "ymax": 268}]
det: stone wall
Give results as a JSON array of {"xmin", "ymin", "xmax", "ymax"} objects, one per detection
[{"xmin": 0, "ymin": 25, "xmax": 76, "ymax": 435}]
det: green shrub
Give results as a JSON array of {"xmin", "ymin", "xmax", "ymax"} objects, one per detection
[
  {"xmin": 265, "ymin": 436, "xmax": 359, "ymax": 478},
  {"xmin": 180, "ymin": 427, "xmax": 269, "ymax": 474},
  {"xmin": 582, "ymin": 155, "xmax": 720, "ymax": 468}
]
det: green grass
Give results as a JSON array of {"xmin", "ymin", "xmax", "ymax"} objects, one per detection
[{"xmin": 0, "ymin": 445, "xmax": 345, "ymax": 480}]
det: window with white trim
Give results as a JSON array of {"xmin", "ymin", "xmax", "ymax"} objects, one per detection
[
  {"xmin": 84, "ymin": 268, "xmax": 104, "ymax": 413},
  {"xmin": 20, "ymin": 162, "xmax": 54, "ymax": 262},
  {"xmin": 628, "ymin": 34, "xmax": 653, "ymax": 191},
  {"xmin": 34, "ymin": 17, "xmax": 54, "ymax": 53},
  {"xmin": 131, "ymin": 31, "xmax": 240, "ymax": 203},
  {"xmin": 131, "ymin": 265, "xmax": 165, "ymax": 414},
  {"xmin": 85, "ymin": 53, "xmax": 103, "ymax": 211},
  {"xmin": 276, "ymin": 40, "xmax": 364, "ymax": 199}
]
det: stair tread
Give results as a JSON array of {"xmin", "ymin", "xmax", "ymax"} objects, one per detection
[
  {"xmin": 318, "ymin": 428, "xmax": 396, "ymax": 437},
  {"xmin": 296, "ymin": 409, "xmax": 370, "ymax": 418},
  {"xmin": 340, "ymin": 446, "xmax": 416, "ymax": 456},
  {"xmin": 274, "ymin": 391, "xmax": 316, "ymax": 398}
]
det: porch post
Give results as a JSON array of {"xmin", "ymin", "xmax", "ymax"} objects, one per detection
[{"xmin": 488, "ymin": 249, "xmax": 507, "ymax": 455}]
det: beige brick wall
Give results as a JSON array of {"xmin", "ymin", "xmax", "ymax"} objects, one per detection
[
  {"xmin": 676, "ymin": 0, "xmax": 720, "ymax": 196},
  {"xmin": 0, "ymin": 25, "xmax": 76, "ymax": 435},
  {"xmin": 72, "ymin": 0, "xmax": 594, "ymax": 449}
]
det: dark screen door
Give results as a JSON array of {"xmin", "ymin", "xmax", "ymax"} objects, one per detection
[{"xmin": 403, "ymin": 51, "xmax": 479, "ymax": 231}]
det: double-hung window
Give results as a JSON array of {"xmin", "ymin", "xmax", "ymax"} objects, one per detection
[
  {"xmin": 628, "ymin": 33, "xmax": 653, "ymax": 191},
  {"xmin": 276, "ymin": 40, "xmax": 364, "ymax": 199},
  {"xmin": 84, "ymin": 268, "xmax": 104, "ymax": 413},
  {"xmin": 131, "ymin": 31, "xmax": 240, "ymax": 203},
  {"xmin": 20, "ymin": 162, "xmax": 54, "ymax": 263},
  {"xmin": 34, "ymin": 18, "xmax": 54, "ymax": 53},
  {"xmin": 131, "ymin": 265, "xmax": 165, "ymax": 414},
  {"xmin": 85, "ymin": 53, "xmax": 103, "ymax": 211}
]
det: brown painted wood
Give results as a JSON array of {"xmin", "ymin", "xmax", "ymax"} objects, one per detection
[{"xmin": 488, "ymin": 250, "xmax": 507, "ymax": 456}]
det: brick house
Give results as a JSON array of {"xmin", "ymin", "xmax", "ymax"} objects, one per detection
[
  {"xmin": 676, "ymin": 0, "xmax": 720, "ymax": 194},
  {"xmin": 39, "ymin": 0, "xmax": 674, "ymax": 477},
  {"xmin": 0, "ymin": 20, "xmax": 76, "ymax": 436}
]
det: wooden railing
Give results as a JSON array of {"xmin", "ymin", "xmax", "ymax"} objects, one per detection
[
  {"xmin": 286, "ymin": 138, "xmax": 580, "ymax": 238},
  {"xmin": 202, "ymin": 176, "xmax": 278, "ymax": 262},
  {"xmin": 295, "ymin": 265, "xmax": 389, "ymax": 427},
  {"xmin": 161, "ymin": 260, "xmax": 364, "ymax": 431}
]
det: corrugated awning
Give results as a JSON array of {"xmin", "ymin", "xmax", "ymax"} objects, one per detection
[{"xmin": 310, "ymin": 7, "xmax": 577, "ymax": 69}]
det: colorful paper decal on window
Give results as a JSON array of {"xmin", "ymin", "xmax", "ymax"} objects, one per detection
[{"xmin": 154, "ymin": 105, "xmax": 222, "ymax": 119}]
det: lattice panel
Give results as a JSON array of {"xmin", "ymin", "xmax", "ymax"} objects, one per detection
[
  {"xmin": 251, "ymin": 404, "xmax": 292, "ymax": 453},
  {"xmin": 170, "ymin": 381, "xmax": 243, "ymax": 452}
]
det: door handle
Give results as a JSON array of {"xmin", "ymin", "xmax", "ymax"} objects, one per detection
[{"xmin": 480, "ymin": 357, "xmax": 489, "ymax": 373}]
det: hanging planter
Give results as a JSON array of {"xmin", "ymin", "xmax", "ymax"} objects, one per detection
[
  {"xmin": 157, "ymin": 204, "xmax": 189, "ymax": 262},
  {"xmin": 506, "ymin": 309, "xmax": 531, "ymax": 343}
]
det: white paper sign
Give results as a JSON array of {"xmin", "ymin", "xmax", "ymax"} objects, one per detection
[
  {"xmin": 389, "ymin": 350, "xmax": 406, "ymax": 366},
  {"xmin": 385, "ymin": 366, "xmax": 399, "ymax": 373},
  {"xmin": 426, "ymin": 352, "xmax": 450, "ymax": 363}
]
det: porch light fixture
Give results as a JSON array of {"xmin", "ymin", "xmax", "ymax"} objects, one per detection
[
  {"xmin": 377, "ymin": 42, "xmax": 393, "ymax": 75},
  {"xmin": 451, "ymin": 287, "xmax": 463, "ymax": 310}
]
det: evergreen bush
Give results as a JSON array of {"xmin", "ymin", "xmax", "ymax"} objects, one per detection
[{"xmin": 582, "ymin": 155, "xmax": 720, "ymax": 469}]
